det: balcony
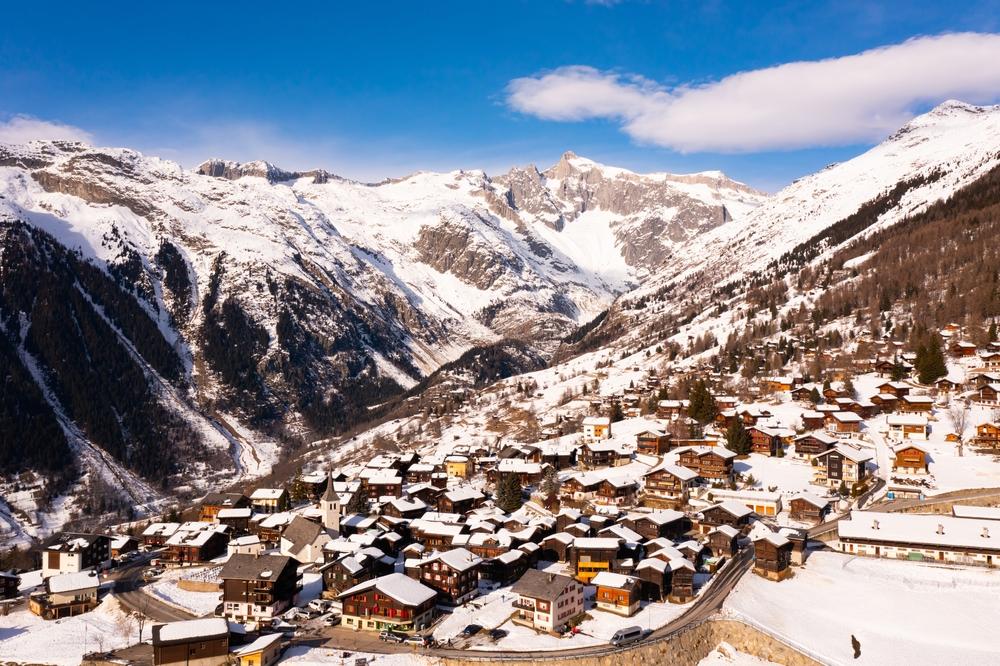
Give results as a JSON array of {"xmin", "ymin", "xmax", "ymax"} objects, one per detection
[{"xmin": 512, "ymin": 599, "xmax": 536, "ymax": 611}]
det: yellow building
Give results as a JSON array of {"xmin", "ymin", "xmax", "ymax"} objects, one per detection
[
  {"xmin": 445, "ymin": 455, "xmax": 472, "ymax": 478},
  {"xmin": 232, "ymin": 633, "xmax": 282, "ymax": 666}
]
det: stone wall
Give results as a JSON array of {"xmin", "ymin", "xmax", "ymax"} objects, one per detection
[
  {"xmin": 438, "ymin": 619, "xmax": 821, "ymax": 666},
  {"xmin": 177, "ymin": 578, "xmax": 220, "ymax": 593}
]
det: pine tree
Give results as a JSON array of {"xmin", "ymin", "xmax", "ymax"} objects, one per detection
[
  {"xmin": 346, "ymin": 489, "xmax": 367, "ymax": 515},
  {"xmin": 809, "ymin": 387, "xmax": 821, "ymax": 405},
  {"xmin": 540, "ymin": 466, "xmax": 560, "ymax": 500},
  {"xmin": 608, "ymin": 402, "xmax": 625, "ymax": 423},
  {"xmin": 688, "ymin": 379, "xmax": 718, "ymax": 425},
  {"xmin": 496, "ymin": 474, "xmax": 523, "ymax": 513},
  {"xmin": 990, "ymin": 322, "xmax": 998, "ymax": 343},
  {"xmin": 918, "ymin": 337, "xmax": 947, "ymax": 384},
  {"xmin": 726, "ymin": 419, "xmax": 752, "ymax": 455}
]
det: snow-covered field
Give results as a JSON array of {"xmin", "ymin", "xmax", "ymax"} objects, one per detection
[
  {"xmin": 725, "ymin": 551, "xmax": 1000, "ymax": 665},
  {"xmin": 147, "ymin": 566, "xmax": 221, "ymax": 616},
  {"xmin": 0, "ymin": 597, "xmax": 140, "ymax": 666}
]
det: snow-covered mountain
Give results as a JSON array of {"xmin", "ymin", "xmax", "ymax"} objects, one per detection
[
  {"xmin": 0, "ymin": 140, "xmax": 763, "ymax": 538},
  {"xmin": 630, "ymin": 100, "xmax": 1000, "ymax": 301}
]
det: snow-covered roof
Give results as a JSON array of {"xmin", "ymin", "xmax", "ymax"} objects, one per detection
[
  {"xmin": 154, "ymin": 618, "xmax": 230, "ymax": 644},
  {"xmin": 830, "ymin": 411, "xmax": 864, "ymax": 423},
  {"xmin": 590, "ymin": 571, "xmax": 635, "ymax": 588},
  {"xmin": 573, "ymin": 537, "xmax": 622, "ymax": 550},
  {"xmin": 432, "ymin": 548, "xmax": 482, "ymax": 572},
  {"xmin": 46, "ymin": 571, "xmax": 99, "ymax": 594},
  {"xmin": 816, "ymin": 445, "xmax": 874, "ymax": 463},
  {"xmin": 790, "ymin": 493, "xmax": 830, "ymax": 509},
  {"xmin": 583, "ymin": 416, "xmax": 611, "ymax": 426},
  {"xmin": 232, "ymin": 632, "xmax": 283, "ymax": 656},
  {"xmin": 249, "ymin": 488, "xmax": 285, "ymax": 500},
  {"xmin": 217, "ymin": 507, "xmax": 253, "ymax": 519},
  {"xmin": 143, "ymin": 522, "xmax": 180, "ymax": 537},
  {"xmin": 839, "ymin": 511, "xmax": 1000, "ymax": 551},
  {"xmin": 338, "ymin": 572, "xmax": 436, "ymax": 606}
]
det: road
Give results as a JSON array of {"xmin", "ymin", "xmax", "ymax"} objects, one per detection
[
  {"xmin": 107, "ymin": 552, "xmax": 197, "ymax": 623},
  {"xmin": 297, "ymin": 548, "xmax": 754, "ymax": 661}
]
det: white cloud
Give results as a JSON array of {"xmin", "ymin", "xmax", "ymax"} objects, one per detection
[
  {"xmin": 506, "ymin": 33, "xmax": 1000, "ymax": 152},
  {"xmin": 0, "ymin": 115, "xmax": 93, "ymax": 145}
]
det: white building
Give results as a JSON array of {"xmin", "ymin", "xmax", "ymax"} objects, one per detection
[
  {"xmin": 838, "ymin": 511, "xmax": 1000, "ymax": 566},
  {"xmin": 510, "ymin": 569, "xmax": 584, "ymax": 633},
  {"xmin": 582, "ymin": 416, "xmax": 611, "ymax": 442}
]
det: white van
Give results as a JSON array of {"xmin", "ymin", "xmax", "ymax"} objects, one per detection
[{"xmin": 610, "ymin": 626, "xmax": 645, "ymax": 647}]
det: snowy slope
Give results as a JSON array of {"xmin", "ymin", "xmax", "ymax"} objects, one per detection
[{"xmin": 635, "ymin": 100, "xmax": 1000, "ymax": 297}]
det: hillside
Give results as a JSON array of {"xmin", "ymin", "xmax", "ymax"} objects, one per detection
[{"xmin": 0, "ymin": 142, "xmax": 763, "ymax": 539}]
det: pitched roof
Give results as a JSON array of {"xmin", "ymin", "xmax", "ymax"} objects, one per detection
[
  {"xmin": 510, "ymin": 569, "xmax": 578, "ymax": 601},
  {"xmin": 220, "ymin": 553, "xmax": 296, "ymax": 581},
  {"xmin": 152, "ymin": 618, "xmax": 229, "ymax": 646},
  {"xmin": 338, "ymin": 572, "xmax": 436, "ymax": 606}
]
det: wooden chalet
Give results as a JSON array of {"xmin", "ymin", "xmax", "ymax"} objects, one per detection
[
  {"xmin": 415, "ymin": 548, "xmax": 482, "ymax": 605},
  {"xmin": 621, "ymin": 510, "xmax": 689, "ymax": 541},
  {"xmin": 635, "ymin": 430, "xmax": 672, "ymax": 456},
  {"xmin": 199, "ymin": 493, "xmax": 250, "ymax": 523},
  {"xmin": 788, "ymin": 494, "xmax": 831, "ymax": 522},
  {"xmin": 974, "ymin": 422, "xmax": 1000, "ymax": 449},
  {"xmin": 698, "ymin": 501, "xmax": 753, "ymax": 534},
  {"xmin": 748, "ymin": 426, "xmax": 782, "ymax": 456},
  {"xmin": 339, "ymin": 573, "xmax": 437, "ymax": 633},
  {"xmin": 707, "ymin": 525, "xmax": 740, "ymax": 558},
  {"xmin": 0, "ymin": 571, "xmax": 20, "ymax": 600},
  {"xmin": 643, "ymin": 462, "xmax": 699, "ymax": 503},
  {"xmin": 813, "ymin": 445, "xmax": 873, "ymax": 490},
  {"xmin": 892, "ymin": 443, "xmax": 930, "ymax": 475},
  {"xmin": 753, "ymin": 532, "xmax": 792, "ymax": 581},
  {"xmin": 151, "ymin": 618, "xmax": 230, "ymax": 666},
  {"xmin": 592, "ymin": 571, "xmax": 640, "ymax": 617},
  {"xmin": 792, "ymin": 433, "xmax": 837, "ymax": 460},
  {"xmin": 220, "ymin": 554, "xmax": 302, "ymax": 624},
  {"xmin": 899, "ymin": 394, "xmax": 935, "ymax": 413},
  {"xmin": 164, "ymin": 522, "xmax": 230, "ymax": 564},
  {"xmin": 676, "ymin": 446, "xmax": 736, "ymax": 482}
]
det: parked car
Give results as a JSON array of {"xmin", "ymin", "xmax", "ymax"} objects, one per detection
[
  {"xmin": 379, "ymin": 630, "xmax": 405, "ymax": 643},
  {"xmin": 403, "ymin": 634, "xmax": 430, "ymax": 647},
  {"xmin": 325, "ymin": 614, "xmax": 341, "ymax": 627},
  {"xmin": 489, "ymin": 628, "xmax": 508, "ymax": 641},
  {"xmin": 461, "ymin": 624, "xmax": 482, "ymax": 637},
  {"xmin": 308, "ymin": 599, "xmax": 330, "ymax": 613}
]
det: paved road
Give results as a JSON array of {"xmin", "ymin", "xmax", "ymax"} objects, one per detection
[
  {"xmin": 108, "ymin": 553, "xmax": 197, "ymax": 623},
  {"xmin": 298, "ymin": 548, "xmax": 754, "ymax": 661}
]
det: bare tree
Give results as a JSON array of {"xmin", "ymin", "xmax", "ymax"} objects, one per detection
[{"xmin": 949, "ymin": 400, "xmax": 971, "ymax": 457}]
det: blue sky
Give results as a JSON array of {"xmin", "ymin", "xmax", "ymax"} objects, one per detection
[{"xmin": 2, "ymin": 1, "xmax": 1000, "ymax": 190}]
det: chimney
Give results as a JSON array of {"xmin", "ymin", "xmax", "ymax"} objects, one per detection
[
  {"xmin": 936, "ymin": 524, "xmax": 945, "ymax": 535},
  {"xmin": 871, "ymin": 520, "xmax": 879, "ymax": 530},
  {"xmin": 548, "ymin": 574, "xmax": 555, "ymax": 583},
  {"xmin": 983, "ymin": 527, "xmax": 991, "ymax": 539}
]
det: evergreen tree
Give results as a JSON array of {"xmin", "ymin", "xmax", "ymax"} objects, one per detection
[
  {"xmin": 989, "ymin": 323, "xmax": 998, "ymax": 343},
  {"xmin": 725, "ymin": 418, "xmax": 752, "ymax": 455},
  {"xmin": 843, "ymin": 376, "xmax": 857, "ymax": 399},
  {"xmin": 687, "ymin": 379, "xmax": 718, "ymax": 425},
  {"xmin": 346, "ymin": 489, "xmax": 367, "ymax": 515},
  {"xmin": 608, "ymin": 402, "xmax": 625, "ymax": 423},
  {"xmin": 496, "ymin": 473, "xmax": 523, "ymax": 513},
  {"xmin": 809, "ymin": 387, "xmax": 822, "ymax": 405},
  {"xmin": 917, "ymin": 337, "xmax": 947, "ymax": 385},
  {"xmin": 540, "ymin": 466, "xmax": 560, "ymax": 500}
]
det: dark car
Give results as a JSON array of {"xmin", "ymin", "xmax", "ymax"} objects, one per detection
[
  {"xmin": 461, "ymin": 624, "xmax": 482, "ymax": 637},
  {"xmin": 489, "ymin": 628, "xmax": 508, "ymax": 641}
]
